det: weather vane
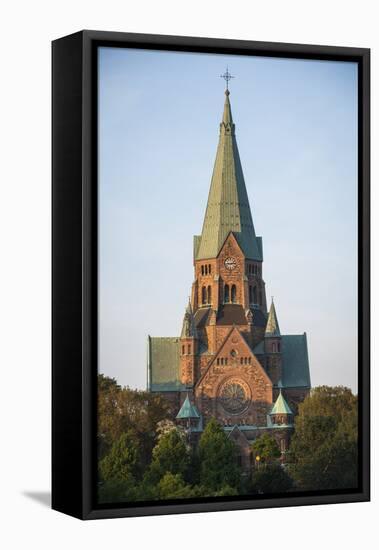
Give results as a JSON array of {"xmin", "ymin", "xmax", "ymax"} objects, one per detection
[{"xmin": 220, "ymin": 67, "xmax": 235, "ymax": 90}]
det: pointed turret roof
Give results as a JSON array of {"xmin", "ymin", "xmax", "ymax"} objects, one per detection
[
  {"xmin": 270, "ymin": 389, "xmax": 293, "ymax": 416},
  {"xmin": 195, "ymin": 89, "xmax": 262, "ymax": 261},
  {"xmin": 180, "ymin": 300, "xmax": 197, "ymax": 338},
  {"xmin": 265, "ymin": 299, "xmax": 281, "ymax": 337},
  {"xmin": 176, "ymin": 393, "xmax": 200, "ymax": 420}
]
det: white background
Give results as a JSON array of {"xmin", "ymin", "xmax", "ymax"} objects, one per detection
[{"xmin": 0, "ymin": 1, "xmax": 376, "ymax": 548}]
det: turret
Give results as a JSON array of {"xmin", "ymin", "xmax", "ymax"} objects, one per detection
[
  {"xmin": 179, "ymin": 300, "xmax": 197, "ymax": 386},
  {"xmin": 269, "ymin": 387, "xmax": 293, "ymax": 426},
  {"xmin": 264, "ymin": 299, "xmax": 282, "ymax": 384}
]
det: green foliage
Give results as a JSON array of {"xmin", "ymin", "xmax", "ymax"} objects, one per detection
[
  {"xmin": 157, "ymin": 473, "xmax": 193, "ymax": 499},
  {"xmin": 98, "ymin": 478, "xmax": 138, "ymax": 504},
  {"xmin": 190, "ymin": 484, "xmax": 238, "ymax": 498},
  {"xmin": 97, "ymin": 374, "xmax": 171, "ymax": 462},
  {"xmin": 251, "ymin": 464, "xmax": 293, "ymax": 494},
  {"xmin": 99, "ymin": 431, "xmax": 141, "ymax": 482},
  {"xmin": 145, "ymin": 427, "xmax": 190, "ymax": 484},
  {"xmin": 288, "ymin": 386, "xmax": 358, "ymax": 491},
  {"xmin": 97, "ymin": 375, "xmax": 358, "ymax": 502},
  {"xmin": 251, "ymin": 433, "xmax": 281, "ymax": 463},
  {"xmin": 197, "ymin": 418, "xmax": 240, "ymax": 491}
]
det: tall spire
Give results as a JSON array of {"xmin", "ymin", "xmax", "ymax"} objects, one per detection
[
  {"xmin": 195, "ymin": 88, "xmax": 262, "ymax": 261},
  {"xmin": 265, "ymin": 299, "xmax": 281, "ymax": 337}
]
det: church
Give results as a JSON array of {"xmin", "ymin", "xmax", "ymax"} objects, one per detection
[{"xmin": 147, "ymin": 77, "xmax": 311, "ymax": 467}]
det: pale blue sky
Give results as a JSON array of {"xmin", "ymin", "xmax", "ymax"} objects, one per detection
[{"xmin": 98, "ymin": 47, "xmax": 358, "ymax": 393}]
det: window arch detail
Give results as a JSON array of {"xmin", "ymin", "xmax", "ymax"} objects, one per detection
[
  {"xmin": 224, "ymin": 284, "xmax": 230, "ymax": 303},
  {"xmin": 207, "ymin": 285, "xmax": 212, "ymax": 304},
  {"xmin": 201, "ymin": 286, "xmax": 207, "ymax": 305},
  {"xmin": 231, "ymin": 284, "xmax": 237, "ymax": 303}
]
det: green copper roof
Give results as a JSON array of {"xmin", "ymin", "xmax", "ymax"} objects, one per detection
[
  {"xmin": 281, "ymin": 334, "xmax": 311, "ymax": 388},
  {"xmin": 270, "ymin": 390, "xmax": 293, "ymax": 415},
  {"xmin": 147, "ymin": 336, "xmax": 185, "ymax": 392},
  {"xmin": 265, "ymin": 300, "xmax": 281, "ymax": 337},
  {"xmin": 252, "ymin": 334, "xmax": 311, "ymax": 389},
  {"xmin": 195, "ymin": 90, "xmax": 262, "ymax": 261},
  {"xmin": 176, "ymin": 394, "xmax": 200, "ymax": 419}
]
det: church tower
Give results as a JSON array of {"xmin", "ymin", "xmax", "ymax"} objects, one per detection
[
  {"xmin": 189, "ymin": 86, "xmax": 268, "ymax": 358},
  {"xmin": 178, "ymin": 82, "xmax": 274, "ymax": 427},
  {"xmin": 148, "ymin": 75, "xmax": 311, "ymax": 438}
]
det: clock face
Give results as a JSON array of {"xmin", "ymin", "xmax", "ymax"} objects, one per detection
[
  {"xmin": 219, "ymin": 379, "xmax": 250, "ymax": 415},
  {"xmin": 224, "ymin": 257, "xmax": 237, "ymax": 271}
]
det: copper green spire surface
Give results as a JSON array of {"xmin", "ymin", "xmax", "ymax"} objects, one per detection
[
  {"xmin": 270, "ymin": 389, "xmax": 293, "ymax": 416},
  {"xmin": 176, "ymin": 393, "xmax": 200, "ymax": 419},
  {"xmin": 195, "ymin": 89, "xmax": 262, "ymax": 261},
  {"xmin": 265, "ymin": 299, "xmax": 281, "ymax": 337}
]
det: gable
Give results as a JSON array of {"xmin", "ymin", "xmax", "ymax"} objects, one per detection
[
  {"xmin": 218, "ymin": 231, "xmax": 245, "ymax": 261},
  {"xmin": 195, "ymin": 326, "xmax": 273, "ymax": 393},
  {"xmin": 228, "ymin": 425, "xmax": 250, "ymax": 449}
]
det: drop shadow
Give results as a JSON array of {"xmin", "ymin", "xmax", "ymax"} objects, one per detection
[{"xmin": 23, "ymin": 491, "xmax": 51, "ymax": 508}]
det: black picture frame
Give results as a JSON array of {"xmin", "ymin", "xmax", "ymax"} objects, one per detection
[{"xmin": 52, "ymin": 30, "xmax": 370, "ymax": 520}]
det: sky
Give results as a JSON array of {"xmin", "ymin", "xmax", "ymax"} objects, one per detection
[{"xmin": 98, "ymin": 46, "xmax": 358, "ymax": 393}]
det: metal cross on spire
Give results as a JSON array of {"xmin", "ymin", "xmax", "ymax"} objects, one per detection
[{"xmin": 220, "ymin": 67, "xmax": 235, "ymax": 90}]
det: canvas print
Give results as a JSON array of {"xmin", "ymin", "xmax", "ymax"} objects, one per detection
[{"xmin": 97, "ymin": 48, "xmax": 358, "ymax": 505}]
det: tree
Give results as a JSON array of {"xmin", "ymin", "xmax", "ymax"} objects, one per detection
[
  {"xmin": 145, "ymin": 427, "xmax": 190, "ymax": 484},
  {"xmin": 288, "ymin": 386, "xmax": 358, "ymax": 491},
  {"xmin": 251, "ymin": 433, "xmax": 281, "ymax": 463},
  {"xmin": 157, "ymin": 473, "xmax": 193, "ymax": 499},
  {"xmin": 197, "ymin": 417, "xmax": 240, "ymax": 491},
  {"xmin": 99, "ymin": 431, "xmax": 141, "ymax": 482},
  {"xmin": 98, "ymin": 478, "xmax": 138, "ymax": 504},
  {"xmin": 251, "ymin": 464, "xmax": 293, "ymax": 494},
  {"xmin": 97, "ymin": 375, "xmax": 171, "ymax": 463}
]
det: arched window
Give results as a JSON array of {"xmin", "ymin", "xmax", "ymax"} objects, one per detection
[
  {"xmin": 187, "ymin": 344, "xmax": 191, "ymax": 354},
  {"xmin": 208, "ymin": 264, "xmax": 211, "ymax": 274},
  {"xmin": 240, "ymin": 357, "xmax": 243, "ymax": 365},
  {"xmin": 201, "ymin": 265, "xmax": 204, "ymax": 276},
  {"xmin": 205, "ymin": 265, "xmax": 208, "ymax": 275},
  {"xmin": 201, "ymin": 286, "xmax": 207, "ymax": 305},
  {"xmin": 253, "ymin": 286, "xmax": 257, "ymax": 304},
  {"xmin": 217, "ymin": 358, "xmax": 219, "ymax": 365},
  {"xmin": 272, "ymin": 342, "xmax": 277, "ymax": 353},
  {"xmin": 207, "ymin": 285, "xmax": 212, "ymax": 304},
  {"xmin": 231, "ymin": 284, "xmax": 237, "ymax": 303},
  {"xmin": 278, "ymin": 342, "xmax": 281, "ymax": 353},
  {"xmin": 182, "ymin": 345, "xmax": 185, "ymax": 355},
  {"xmin": 249, "ymin": 285, "xmax": 253, "ymax": 304},
  {"xmin": 224, "ymin": 284, "xmax": 230, "ymax": 303}
]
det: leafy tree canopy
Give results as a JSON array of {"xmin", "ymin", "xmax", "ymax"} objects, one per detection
[
  {"xmin": 99, "ymin": 430, "xmax": 141, "ymax": 483},
  {"xmin": 289, "ymin": 386, "xmax": 358, "ymax": 491},
  {"xmin": 97, "ymin": 374, "xmax": 171, "ymax": 461},
  {"xmin": 251, "ymin": 464, "xmax": 293, "ymax": 494},
  {"xmin": 157, "ymin": 473, "xmax": 193, "ymax": 499},
  {"xmin": 251, "ymin": 433, "xmax": 281, "ymax": 463},
  {"xmin": 197, "ymin": 418, "xmax": 240, "ymax": 491},
  {"xmin": 145, "ymin": 427, "xmax": 190, "ymax": 485}
]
